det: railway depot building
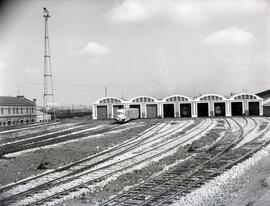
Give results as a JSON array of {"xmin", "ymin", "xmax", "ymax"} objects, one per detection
[
  {"xmin": 256, "ymin": 90, "xmax": 270, "ymax": 116},
  {"xmin": 93, "ymin": 93, "xmax": 263, "ymax": 119},
  {"xmin": 0, "ymin": 96, "xmax": 37, "ymax": 126}
]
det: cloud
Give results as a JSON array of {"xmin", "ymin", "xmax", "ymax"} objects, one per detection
[
  {"xmin": 70, "ymin": 42, "xmax": 110, "ymax": 66},
  {"xmin": 71, "ymin": 41, "xmax": 110, "ymax": 57},
  {"xmin": 109, "ymin": 0, "xmax": 150, "ymax": 22},
  {"xmin": 204, "ymin": 27, "xmax": 255, "ymax": 46},
  {"xmin": 106, "ymin": 0, "xmax": 268, "ymax": 24},
  {"xmin": 107, "ymin": 0, "xmax": 203, "ymax": 24},
  {"xmin": 0, "ymin": 61, "xmax": 7, "ymax": 69},
  {"xmin": 82, "ymin": 42, "xmax": 110, "ymax": 55}
]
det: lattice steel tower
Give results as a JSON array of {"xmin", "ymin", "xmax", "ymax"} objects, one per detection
[{"xmin": 43, "ymin": 8, "xmax": 55, "ymax": 122}]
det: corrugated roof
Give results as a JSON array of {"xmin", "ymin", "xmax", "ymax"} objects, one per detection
[
  {"xmin": 256, "ymin": 90, "xmax": 270, "ymax": 100},
  {"xmin": 0, "ymin": 96, "xmax": 36, "ymax": 106}
]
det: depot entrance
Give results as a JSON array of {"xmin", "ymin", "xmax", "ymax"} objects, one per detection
[
  {"xmin": 97, "ymin": 106, "xmax": 107, "ymax": 119},
  {"xmin": 249, "ymin": 102, "xmax": 259, "ymax": 116},
  {"xmin": 231, "ymin": 102, "xmax": 243, "ymax": 116},
  {"xmin": 163, "ymin": 104, "xmax": 174, "ymax": 118},
  {"xmin": 130, "ymin": 105, "xmax": 141, "ymax": 118},
  {"xmin": 146, "ymin": 104, "xmax": 158, "ymax": 118},
  {"xmin": 113, "ymin": 105, "xmax": 124, "ymax": 118},
  {"xmin": 214, "ymin": 102, "xmax": 226, "ymax": 116},
  {"xmin": 197, "ymin": 103, "xmax": 209, "ymax": 117},
  {"xmin": 180, "ymin": 103, "xmax": 191, "ymax": 117}
]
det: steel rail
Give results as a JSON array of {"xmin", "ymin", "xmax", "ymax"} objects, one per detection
[
  {"xmin": 0, "ymin": 121, "xmax": 165, "ymax": 194},
  {"xmin": 1, "ymin": 119, "xmax": 213, "ymax": 205}
]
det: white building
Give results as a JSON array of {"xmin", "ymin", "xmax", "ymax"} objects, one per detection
[
  {"xmin": 0, "ymin": 96, "xmax": 37, "ymax": 126},
  {"xmin": 92, "ymin": 93, "xmax": 263, "ymax": 119},
  {"xmin": 36, "ymin": 110, "xmax": 51, "ymax": 122}
]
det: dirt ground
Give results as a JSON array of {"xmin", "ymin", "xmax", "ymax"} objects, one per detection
[
  {"xmin": 61, "ymin": 120, "xmax": 225, "ymax": 206},
  {"xmin": 0, "ymin": 119, "xmax": 157, "ymax": 186},
  {"xmin": 2, "ymin": 117, "xmax": 255, "ymax": 206}
]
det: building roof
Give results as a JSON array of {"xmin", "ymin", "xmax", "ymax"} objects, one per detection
[
  {"xmin": 0, "ymin": 96, "xmax": 36, "ymax": 106},
  {"xmin": 194, "ymin": 94, "xmax": 227, "ymax": 101},
  {"xmin": 256, "ymin": 90, "xmax": 270, "ymax": 100},
  {"xmin": 230, "ymin": 93, "xmax": 262, "ymax": 100},
  {"xmin": 263, "ymin": 101, "xmax": 270, "ymax": 107}
]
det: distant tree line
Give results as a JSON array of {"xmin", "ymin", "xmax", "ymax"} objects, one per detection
[{"xmin": 48, "ymin": 108, "xmax": 92, "ymax": 119}]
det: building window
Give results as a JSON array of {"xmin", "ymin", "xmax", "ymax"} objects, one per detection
[
  {"xmin": 32, "ymin": 107, "xmax": 34, "ymax": 113},
  {"xmin": 26, "ymin": 108, "xmax": 29, "ymax": 113},
  {"xmin": 16, "ymin": 107, "xmax": 18, "ymax": 114},
  {"xmin": 8, "ymin": 107, "xmax": 10, "ymax": 114},
  {"xmin": 1, "ymin": 107, "xmax": 3, "ymax": 114},
  {"xmin": 21, "ymin": 107, "xmax": 23, "ymax": 113},
  {"xmin": 13, "ymin": 107, "xmax": 15, "ymax": 114}
]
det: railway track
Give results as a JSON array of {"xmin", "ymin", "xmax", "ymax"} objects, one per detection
[
  {"xmin": 0, "ymin": 122, "xmax": 94, "ymax": 146},
  {"xmin": 0, "ymin": 122, "xmax": 172, "ymax": 190},
  {"xmin": 0, "ymin": 121, "xmax": 168, "ymax": 195},
  {"xmin": 1, "ymin": 117, "xmax": 267, "ymax": 206},
  {"xmin": 0, "ymin": 118, "xmax": 213, "ymax": 206},
  {"xmin": 0, "ymin": 122, "xmax": 60, "ymax": 135},
  {"xmin": 0, "ymin": 121, "xmax": 139, "ymax": 155},
  {"xmin": 0, "ymin": 121, "xmax": 88, "ymax": 144},
  {"xmin": 99, "ymin": 117, "xmax": 270, "ymax": 206}
]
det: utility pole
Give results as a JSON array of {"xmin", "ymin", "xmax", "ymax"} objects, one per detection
[
  {"xmin": 43, "ymin": 7, "xmax": 56, "ymax": 124},
  {"xmin": 105, "ymin": 87, "xmax": 108, "ymax": 97}
]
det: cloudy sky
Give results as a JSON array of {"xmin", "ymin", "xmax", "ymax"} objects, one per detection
[{"xmin": 0, "ymin": 0, "xmax": 269, "ymax": 106}]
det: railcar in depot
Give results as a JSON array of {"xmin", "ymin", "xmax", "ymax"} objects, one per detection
[{"xmin": 115, "ymin": 108, "xmax": 139, "ymax": 123}]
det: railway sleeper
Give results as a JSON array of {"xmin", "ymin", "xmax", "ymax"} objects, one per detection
[
  {"xmin": 135, "ymin": 194, "xmax": 152, "ymax": 201},
  {"xmin": 152, "ymin": 179, "xmax": 167, "ymax": 184},
  {"xmin": 218, "ymin": 168, "xmax": 230, "ymax": 173},
  {"xmin": 215, "ymin": 159, "xmax": 234, "ymax": 164},
  {"xmin": 69, "ymin": 187, "xmax": 80, "ymax": 192},
  {"xmin": 160, "ymin": 200, "xmax": 174, "ymax": 205},
  {"xmin": 197, "ymin": 169, "xmax": 216, "ymax": 175},
  {"xmin": 166, "ymin": 171, "xmax": 186, "ymax": 175},
  {"xmin": 174, "ymin": 185, "xmax": 186, "ymax": 190},
  {"xmin": 148, "ymin": 188, "xmax": 166, "ymax": 193},
  {"xmin": 163, "ymin": 182, "xmax": 178, "ymax": 187},
  {"xmin": 188, "ymin": 182, "xmax": 205, "ymax": 189},
  {"xmin": 133, "ymin": 187, "xmax": 150, "ymax": 192},
  {"xmin": 34, "ymin": 203, "xmax": 46, "ymax": 206},
  {"xmin": 246, "ymin": 142, "xmax": 263, "ymax": 147},
  {"xmin": 233, "ymin": 149, "xmax": 250, "ymax": 155},
  {"xmin": 194, "ymin": 156, "xmax": 212, "ymax": 161},
  {"xmin": 176, "ymin": 183, "xmax": 192, "ymax": 188},
  {"xmin": 161, "ymin": 174, "xmax": 179, "ymax": 179},
  {"xmin": 154, "ymin": 185, "xmax": 172, "ymax": 191},
  {"xmin": 117, "ymin": 195, "xmax": 134, "ymax": 201},
  {"xmin": 243, "ymin": 145, "xmax": 261, "ymax": 150},
  {"xmin": 205, "ymin": 150, "xmax": 222, "ymax": 155},
  {"xmin": 123, "ymin": 199, "xmax": 146, "ymax": 205},
  {"xmin": 208, "ymin": 162, "xmax": 226, "ymax": 168},
  {"xmin": 188, "ymin": 176, "xmax": 201, "ymax": 181}
]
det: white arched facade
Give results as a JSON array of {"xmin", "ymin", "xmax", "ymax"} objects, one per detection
[
  {"xmin": 92, "ymin": 97, "xmax": 127, "ymax": 119},
  {"xmin": 228, "ymin": 93, "xmax": 263, "ymax": 116},
  {"xmin": 93, "ymin": 93, "xmax": 263, "ymax": 119},
  {"xmin": 127, "ymin": 96, "xmax": 159, "ymax": 118},
  {"xmin": 194, "ymin": 94, "xmax": 228, "ymax": 117},
  {"xmin": 161, "ymin": 95, "xmax": 194, "ymax": 117}
]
